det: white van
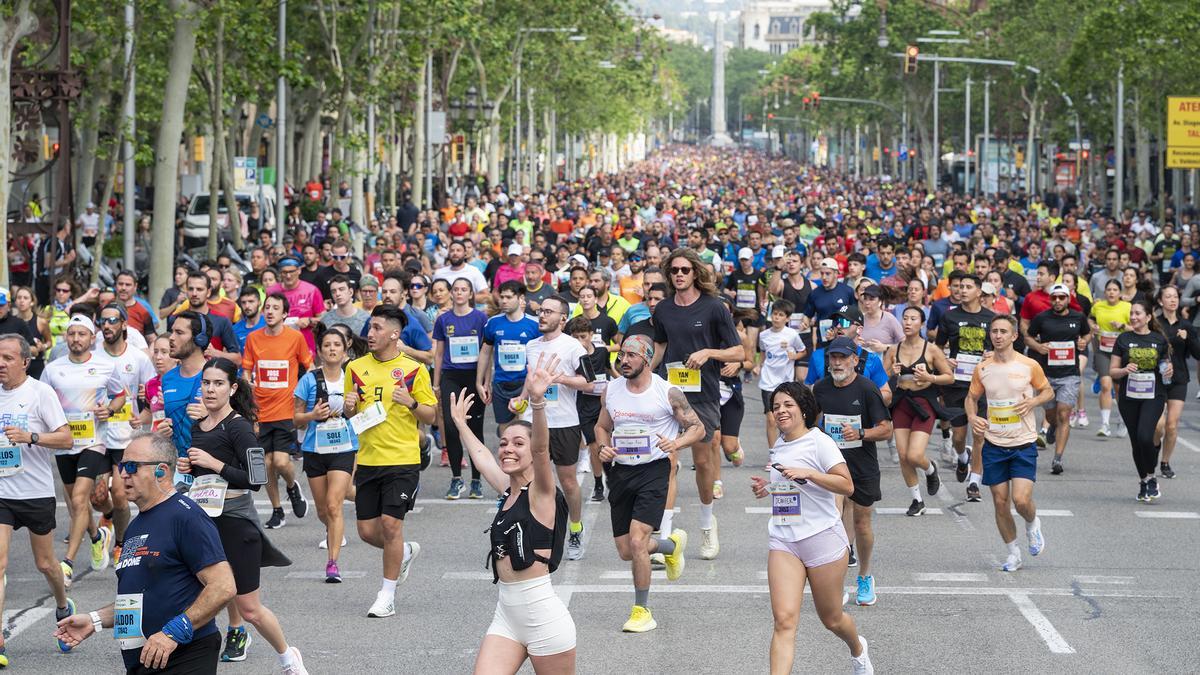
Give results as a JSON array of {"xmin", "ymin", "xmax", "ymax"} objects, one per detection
[{"xmin": 182, "ymin": 185, "xmax": 276, "ymax": 250}]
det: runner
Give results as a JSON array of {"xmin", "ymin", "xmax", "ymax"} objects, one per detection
[
  {"xmin": 1110, "ymin": 300, "xmax": 1173, "ymax": 502},
  {"xmin": 232, "ymin": 288, "xmax": 265, "ymax": 352},
  {"xmin": 594, "ymin": 334, "xmax": 701, "ymax": 632},
  {"xmin": 802, "ymin": 258, "xmax": 856, "ymax": 349},
  {"xmin": 432, "ymin": 277, "xmax": 488, "ymax": 499},
  {"xmin": 242, "ymin": 293, "xmax": 313, "ymax": 529},
  {"xmin": 1153, "ymin": 286, "xmax": 1200, "ymax": 478},
  {"xmin": 41, "ymin": 313, "xmax": 127, "ymax": 584},
  {"xmin": 448, "ymin": 354, "xmax": 575, "ymax": 673},
  {"xmin": 767, "ymin": 250, "xmax": 813, "ymax": 381},
  {"xmin": 754, "ymin": 299, "xmax": 806, "ymax": 449},
  {"xmin": 177, "ymin": 358, "xmax": 306, "ymax": 673},
  {"xmin": 157, "ymin": 312, "xmax": 209, "ymax": 475},
  {"xmin": 0, "ymin": 334, "xmax": 76, "ymax": 664},
  {"xmin": 266, "ymin": 256, "xmax": 325, "ymax": 354},
  {"xmin": 965, "ymin": 314, "xmax": 1052, "ymax": 572},
  {"xmin": 344, "ymin": 304, "xmax": 437, "ymax": 617},
  {"xmin": 1089, "ymin": 279, "xmax": 1130, "ymax": 438},
  {"xmin": 751, "ymin": 381, "xmax": 873, "ymax": 675},
  {"xmin": 433, "ymin": 240, "xmax": 490, "ymax": 305},
  {"xmin": 565, "ymin": 316, "xmax": 611, "ymax": 502},
  {"xmin": 1024, "ymin": 284, "xmax": 1090, "ymax": 474}
]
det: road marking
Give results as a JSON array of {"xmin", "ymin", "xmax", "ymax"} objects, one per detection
[
  {"xmin": 1008, "ymin": 592, "xmax": 1075, "ymax": 654},
  {"xmin": 599, "ymin": 570, "xmax": 667, "ymax": 580},
  {"xmin": 1015, "ymin": 509, "xmax": 1074, "ymax": 517},
  {"xmin": 1134, "ymin": 510, "xmax": 1200, "ymax": 519},
  {"xmin": 285, "ymin": 570, "xmax": 367, "ymax": 580},
  {"xmin": 556, "ymin": 500, "xmax": 601, "ymax": 608},
  {"xmin": 556, "ymin": 584, "xmax": 1168, "ymax": 599},
  {"xmin": 1175, "ymin": 435, "xmax": 1200, "ymax": 453},
  {"xmin": 914, "ymin": 572, "xmax": 987, "ymax": 583},
  {"xmin": 2, "ymin": 605, "xmax": 54, "ymax": 642},
  {"xmin": 1073, "ymin": 575, "xmax": 1134, "ymax": 585},
  {"xmin": 442, "ymin": 571, "xmax": 493, "ymax": 581},
  {"xmin": 877, "ymin": 506, "xmax": 943, "ymax": 515}
]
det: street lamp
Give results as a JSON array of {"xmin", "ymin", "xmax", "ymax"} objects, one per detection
[{"xmin": 450, "ymin": 85, "xmax": 495, "ymax": 183}]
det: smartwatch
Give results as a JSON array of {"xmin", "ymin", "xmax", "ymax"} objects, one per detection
[
  {"xmin": 30, "ymin": 432, "xmax": 39, "ymax": 445},
  {"xmin": 407, "ymin": 400, "xmax": 419, "ymax": 411},
  {"xmin": 90, "ymin": 610, "xmax": 103, "ymax": 634}
]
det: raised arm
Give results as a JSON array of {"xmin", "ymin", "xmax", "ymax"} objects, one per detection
[{"xmin": 447, "ymin": 389, "xmax": 507, "ymax": 492}]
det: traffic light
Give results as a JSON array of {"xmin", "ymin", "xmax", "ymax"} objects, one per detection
[
  {"xmin": 904, "ymin": 45, "xmax": 919, "ymax": 74},
  {"xmin": 811, "ymin": 91, "xmax": 820, "ymax": 109},
  {"xmin": 767, "ymin": 112, "xmax": 775, "ymax": 120},
  {"xmin": 801, "ymin": 96, "xmax": 811, "ymax": 111}
]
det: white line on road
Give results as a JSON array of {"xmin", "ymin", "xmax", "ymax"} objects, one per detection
[
  {"xmin": 557, "ymin": 584, "xmax": 1168, "ymax": 599},
  {"xmin": 599, "ymin": 570, "xmax": 667, "ymax": 580},
  {"xmin": 2, "ymin": 605, "xmax": 54, "ymax": 641},
  {"xmin": 1175, "ymin": 435, "xmax": 1200, "ymax": 453},
  {"xmin": 1134, "ymin": 510, "xmax": 1200, "ymax": 519},
  {"xmin": 1018, "ymin": 509, "xmax": 1075, "ymax": 517},
  {"xmin": 877, "ymin": 506, "xmax": 944, "ymax": 515},
  {"xmin": 914, "ymin": 572, "xmax": 988, "ymax": 583},
  {"xmin": 285, "ymin": 570, "xmax": 367, "ymax": 580},
  {"xmin": 1073, "ymin": 575, "xmax": 1134, "ymax": 585},
  {"xmin": 442, "ymin": 571, "xmax": 494, "ymax": 580},
  {"xmin": 1008, "ymin": 592, "xmax": 1076, "ymax": 654}
]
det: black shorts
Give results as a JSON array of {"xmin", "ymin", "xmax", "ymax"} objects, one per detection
[
  {"xmin": 103, "ymin": 447, "xmax": 125, "ymax": 472},
  {"xmin": 491, "ymin": 379, "xmax": 525, "ymax": 425},
  {"xmin": 720, "ymin": 387, "xmax": 745, "ymax": 438},
  {"xmin": 689, "ymin": 395, "xmax": 720, "ymax": 443},
  {"xmin": 577, "ymin": 397, "xmax": 601, "ymax": 445},
  {"xmin": 607, "ymin": 458, "xmax": 670, "ymax": 537},
  {"xmin": 355, "ymin": 465, "xmax": 420, "ymax": 520},
  {"xmin": 215, "ymin": 515, "xmax": 262, "ymax": 595},
  {"xmin": 842, "ymin": 448, "xmax": 882, "ymax": 508},
  {"xmin": 0, "ymin": 497, "xmax": 56, "ymax": 535},
  {"xmin": 258, "ymin": 420, "xmax": 297, "ymax": 455},
  {"xmin": 303, "ymin": 451, "xmax": 356, "ymax": 478},
  {"xmin": 941, "ymin": 386, "xmax": 970, "ymax": 411},
  {"xmin": 548, "ymin": 427, "xmax": 582, "ymax": 466},
  {"xmin": 55, "ymin": 450, "xmax": 107, "ymax": 484},
  {"xmin": 125, "ymin": 629, "xmax": 221, "ymax": 675},
  {"xmin": 1167, "ymin": 381, "xmax": 1189, "ymax": 402}
]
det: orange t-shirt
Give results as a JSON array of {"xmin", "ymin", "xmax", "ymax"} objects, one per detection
[
  {"xmin": 242, "ymin": 327, "xmax": 313, "ymax": 423},
  {"xmin": 968, "ymin": 353, "xmax": 1048, "ymax": 447},
  {"xmin": 618, "ymin": 274, "xmax": 644, "ymax": 305}
]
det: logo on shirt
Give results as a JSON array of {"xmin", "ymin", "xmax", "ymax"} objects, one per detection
[
  {"xmin": 446, "ymin": 324, "xmax": 456, "ymax": 336},
  {"xmin": 391, "ymin": 368, "xmax": 405, "ymax": 380},
  {"xmin": 114, "ymin": 534, "xmax": 153, "ymax": 571}
]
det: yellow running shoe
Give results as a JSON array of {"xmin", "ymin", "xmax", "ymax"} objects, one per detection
[
  {"xmin": 622, "ymin": 605, "xmax": 657, "ymax": 633},
  {"xmin": 663, "ymin": 529, "xmax": 687, "ymax": 581}
]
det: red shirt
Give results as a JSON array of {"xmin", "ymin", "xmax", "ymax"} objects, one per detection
[
  {"xmin": 1020, "ymin": 289, "xmax": 1081, "ymax": 321},
  {"xmin": 124, "ymin": 300, "xmax": 153, "ymax": 334}
]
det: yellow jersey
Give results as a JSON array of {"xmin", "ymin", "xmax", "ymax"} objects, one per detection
[{"xmin": 345, "ymin": 351, "xmax": 436, "ymax": 467}]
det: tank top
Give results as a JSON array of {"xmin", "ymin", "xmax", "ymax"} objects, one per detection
[
  {"xmin": 604, "ymin": 374, "xmax": 680, "ymax": 466},
  {"xmin": 486, "ymin": 485, "xmax": 567, "ymax": 584},
  {"xmin": 895, "ymin": 339, "xmax": 932, "ymax": 383}
]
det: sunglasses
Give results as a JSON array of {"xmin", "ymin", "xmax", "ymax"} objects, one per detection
[
  {"xmin": 117, "ymin": 460, "xmax": 162, "ymax": 475},
  {"xmin": 409, "ymin": 283, "xmax": 425, "ymax": 290},
  {"xmin": 98, "ymin": 317, "xmax": 122, "ymax": 326},
  {"xmin": 669, "ymin": 266, "xmax": 693, "ymax": 275},
  {"xmin": 332, "ymin": 254, "xmax": 349, "ymax": 260},
  {"xmin": 55, "ymin": 287, "xmax": 71, "ymax": 293}
]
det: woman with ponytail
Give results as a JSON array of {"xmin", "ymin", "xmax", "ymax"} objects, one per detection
[
  {"xmin": 1152, "ymin": 286, "xmax": 1200, "ymax": 479},
  {"xmin": 1109, "ymin": 300, "xmax": 1173, "ymax": 503}
]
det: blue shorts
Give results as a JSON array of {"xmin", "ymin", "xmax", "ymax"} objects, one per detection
[
  {"xmin": 982, "ymin": 441, "xmax": 1038, "ymax": 486},
  {"xmin": 491, "ymin": 379, "xmax": 525, "ymax": 425}
]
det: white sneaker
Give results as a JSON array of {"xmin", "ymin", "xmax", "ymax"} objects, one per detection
[
  {"xmin": 699, "ymin": 516, "xmax": 720, "ymax": 560},
  {"xmin": 1096, "ymin": 424, "xmax": 1111, "ymax": 438},
  {"xmin": 367, "ymin": 592, "xmax": 395, "ymax": 618},
  {"xmin": 888, "ymin": 440, "xmax": 899, "ymax": 464},
  {"xmin": 280, "ymin": 646, "xmax": 309, "ymax": 675},
  {"xmin": 1001, "ymin": 552, "xmax": 1023, "ymax": 572},
  {"xmin": 577, "ymin": 448, "xmax": 591, "ymax": 474},
  {"xmin": 851, "ymin": 636, "xmax": 874, "ymax": 675},
  {"xmin": 1027, "ymin": 519, "xmax": 1045, "ymax": 556},
  {"xmin": 400, "ymin": 541, "xmax": 420, "ymax": 582},
  {"xmin": 317, "ymin": 535, "xmax": 349, "ymax": 550}
]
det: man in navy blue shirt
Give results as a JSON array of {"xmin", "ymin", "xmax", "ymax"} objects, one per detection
[
  {"xmin": 805, "ymin": 306, "xmax": 892, "ymax": 404},
  {"xmin": 54, "ymin": 432, "xmax": 235, "ymax": 673},
  {"xmin": 802, "ymin": 258, "xmax": 857, "ymax": 347}
]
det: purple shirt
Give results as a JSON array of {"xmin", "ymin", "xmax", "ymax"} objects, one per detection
[{"xmin": 432, "ymin": 308, "xmax": 488, "ymax": 370}]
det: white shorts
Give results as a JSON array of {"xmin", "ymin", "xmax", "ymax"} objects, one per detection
[{"xmin": 486, "ymin": 575, "xmax": 576, "ymax": 656}]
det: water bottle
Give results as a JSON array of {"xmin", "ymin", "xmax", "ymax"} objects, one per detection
[{"xmin": 1159, "ymin": 359, "xmax": 1171, "ymax": 384}]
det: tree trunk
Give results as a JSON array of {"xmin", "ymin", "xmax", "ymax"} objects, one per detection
[
  {"xmin": 0, "ymin": 0, "xmax": 38, "ymax": 286},
  {"xmin": 75, "ymin": 85, "xmax": 108, "ymax": 215},
  {"xmin": 1135, "ymin": 91, "xmax": 1150, "ymax": 207},
  {"xmin": 351, "ymin": 117, "xmax": 366, "ymax": 229},
  {"xmin": 412, "ymin": 50, "xmax": 427, "ymax": 208},
  {"xmin": 149, "ymin": 0, "xmax": 200, "ymax": 308},
  {"xmin": 91, "ymin": 133, "xmax": 123, "ymax": 286},
  {"xmin": 218, "ymin": 131, "xmax": 243, "ymax": 250}
]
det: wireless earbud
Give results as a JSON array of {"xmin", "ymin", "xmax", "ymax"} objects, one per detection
[{"xmin": 155, "ymin": 465, "xmax": 166, "ymax": 478}]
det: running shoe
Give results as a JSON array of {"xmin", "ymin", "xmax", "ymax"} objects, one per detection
[
  {"xmin": 400, "ymin": 541, "xmax": 420, "ymax": 582},
  {"xmin": 1161, "ymin": 462, "xmax": 1176, "ymax": 479},
  {"xmin": 663, "ymin": 529, "xmax": 687, "ymax": 581},
  {"xmin": 905, "ymin": 499, "xmax": 926, "ymax": 517},
  {"xmin": 966, "ymin": 482, "xmax": 982, "ymax": 502},
  {"xmin": 1001, "ymin": 552, "xmax": 1022, "ymax": 572},
  {"xmin": 1137, "ymin": 481, "xmax": 1148, "ymax": 502},
  {"xmin": 439, "ymin": 448, "xmax": 449, "ymax": 467},
  {"xmin": 55, "ymin": 598, "xmax": 76, "ymax": 653},
  {"xmin": 577, "ymin": 448, "xmax": 591, "ymax": 473},
  {"xmin": 887, "ymin": 440, "xmax": 899, "ymax": 465},
  {"xmin": 567, "ymin": 528, "xmax": 585, "ymax": 561},
  {"xmin": 712, "ymin": 480, "xmax": 724, "ymax": 500},
  {"xmin": 1068, "ymin": 410, "xmax": 1078, "ymax": 428},
  {"xmin": 280, "ymin": 647, "xmax": 309, "ymax": 675},
  {"xmin": 1195, "ymin": 388, "xmax": 1199, "ymax": 401},
  {"xmin": 1036, "ymin": 430, "xmax": 1047, "ymax": 448},
  {"xmin": 622, "ymin": 605, "xmax": 657, "ymax": 633},
  {"xmin": 112, "ymin": 543, "xmax": 122, "ymax": 567},
  {"xmin": 1146, "ymin": 477, "xmax": 1161, "ymax": 501},
  {"xmin": 367, "ymin": 592, "xmax": 395, "ymax": 618},
  {"xmin": 847, "ymin": 545, "xmax": 857, "ymax": 568},
  {"xmin": 419, "ymin": 433, "xmax": 433, "ymax": 470},
  {"xmin": 0, "ymin": 645, "xmax": 8, "ymax": 668},
  {"xmin": 941, "ymin": 436, "xmax": 954, "ymax": 465},
  {"xmin": 1051, "ymin": 459, "xmax": 1064, "ymax": 475},
  {"xmin": 1096, "ymin": 424, "xmax": 1111, "ymax": 438},
  {"xmin": 590, "ymin": 483, "xmax": 605, "ymax": 502},
  {"xmin": 926, "ymin": 464, "xmax": 941, "ymax": 495},
  {"xmin": 1115, "ymin": 423, "xmax": 1127, "ymax": 438},
  {"xmin": 1076, "ymin": 410, "xmax": 1089, "ymax": 428},
  {"xmin": 856, "ymin": 575, "xmax": 877, "ymax": 606},
  {"xmin": 318, "ymin": 534, "xmax": 348, "ymax": 549},
  {"xmin": 91, "ymin": 527, "xmax": 111, "ymax": 571},
  {"xmin": 724, "ymin": 445, "xmax": 744, "ymax": 466},
  {"xmin": 220, "ymin": 627, "xmax": 250, "ymax": 661},
  {"xmin": 59, "ymin": 560, "xmax": 73, "ymax": 589},
  {"xmin": 1027, "ymin": 519, "xmax": 1045, "ymax": 556},
  {"xmin": 468, "ymin": 479, "xmax": 483, "ymax": 500},
  {"xmin": 445, "ymin": 478, "xmax": 465, "ymax": 500},
  {"xmin": 699, "ymin": 516, "xmax": 719, "ymax": 560},
  {"xmin": 955, "ymin": 455, "xmax": 969, "ymax": 483},
  {"xmin": 265, "ymin": 508, "xmax": 286, "ymax": 529},
  {"xmin": 851, "ymin": 636, "xmax": 874, "ymax": 675},
  {"xmin": 649, "ymin": 553, "xmax": 666, "ymax": 570},
  {"xmin": 1046, "ymin": 424, "xmax": 1057, "ymax": 446},
  {"xmin": 325, "ymin": 560, "xmax": 342, "ymax": 584},
  {"xmin": 287, "ymin": 483, "xmax": 309, "ymax": 518}
]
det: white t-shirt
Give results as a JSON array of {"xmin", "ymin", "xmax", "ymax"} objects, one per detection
[
  {"xmin": 40, "ymin": 353, "xmax": 125, "ymax": 454},
  {"xmin": 433, "ymin": 264, "xmax": 489, "ymax": 294},
  {"xmin": 523, "ymin": 333, "xmax": 586, "ymax": 428},
  {"xmin": 758, "ymin": 327, "xmax": 805, "ymax": 392},
  {"xmin": 604, "ymin": 375, "xmax": 680, "ymax": 466},
  {"xmin": 766, "ymin": 428, "xmax": 846, "ymax": 542},
  {"xmin": 95, "ymin": 344, "xmax": 156, "ymax": 449},
  {"xmin": 0, "ymin": 377, "xmax": 69, "ymax": 499}
]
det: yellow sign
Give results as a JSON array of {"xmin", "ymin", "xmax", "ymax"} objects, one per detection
[
  {"xmin": 1167, "ymin": 96, "xmax": 1200, "ymax": 169},
  {"xmin": 193, "ymin": 136, "xmax": 206, "ymax": 163}
]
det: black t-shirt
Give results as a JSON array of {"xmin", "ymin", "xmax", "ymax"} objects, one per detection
[
  {"xmin": 1001, "ymin": 269, "xmax": 1032, "ymax": 311},
  {"xmin": 813, "ymin": 374, "xmax": 890, "ymax": 462},
  {"xmin": 584, "ymin": 312, "xmax": 618, "ymax": 350},
  {"xmin": 724, "ymin": 268, "xmax": 765, "ymax": 311},
  {"xmin": 936, "ymin": 306, "xmax": 996, "ymax": 388},
  {"xmin": 1113, "ymin": 330, "xmax": 1171, "ymax": 400},
  {"xmin": 652, "ymin": 293, "xmax": 740, "ymax": 404},
  {"xmin": 188, "ymin": 412, "xmax": 260, "ymax": 489},
  {"xmin": 299, "ymin": 265, "xmax": 324, "ymax": 289},
  {"xmin": 1026, "ymin": 309, "xmax": 1090, "ymax": 377},
  {"xmin": 315, "ymin": 265, "xmax": 362, "ymax": 301},
  {"xmin": 0, "ymin": 313, "xmax": 36, "ymax": 345},
  {"xmin": 1159, "ymin": 313, "xmax": 1200, "ymax": 385},
  {"xmin": 625, "ymin": 317, "xmax": 655, "ymax": 340}
]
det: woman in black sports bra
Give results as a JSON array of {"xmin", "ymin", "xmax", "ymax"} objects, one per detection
[
  {"xmin": 883, "ymin": 307, "xmax": 955, "ymax": 517},
  {"xmin": 448, "ymin": 353, "xmax": 575, "ymax": 674}
]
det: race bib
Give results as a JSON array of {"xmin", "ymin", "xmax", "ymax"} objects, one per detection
[
  {"xmin": 350, "ymin": 401, "xmax": 388, "ymax": 434},
  {"xmin": 150, "ymin": 410, "xmax": 167, "ymax": 432},
  {"xmin": 987, "ymin": 398, "xmax": 1022, "ymax": 432},
  {"xmin": 256, "ymin": 359, "xmax": 290, "ymax": 389},
  {"xmin": 0, "ymin": 444, "xmax": 22, "ymax": 477},
  {"xmin": 788, "ymin": 313, "xmax": 805, "ymax": 331},
  {"xmin": 544, "ymin": 384, "xmax": 559, "ymax": 402},
  {"xmin": 1127, "ymin": 372, "xmax": 1156, "ymax": 399},
  {"xmin": 1163, "ymin": 258, "xmax": 1173, "ymax": 273},
  {"xmin": 67, "ymin": 412, "xmax": 97, "ymax": 450},
  {"xmin": 315, "ymin": 419, "xmax": 353, "ymax": 454},
  {"xmin": 1047, "ymin": 341, "xmax": 1075, "ymax": 367},
  {"xmin": 824, "ymin": 413, "xmax": 863, "ymax": 449},
  {"xmin": 767, "ymin": 482, "xmax": 802, "ymax": 526},
  {"xmin": 1099, "ymin": 331, "xmax": 1118, "ymax": 353},
  {"xmin": 109, "ymin": 399, "xmax": 135, "ymax": 423},
  {"xmin": 954, "ymin": 353, "xmax": 981, "ymax": 382},
  {"xmin": 592, "ymin": 372, "xmax": 608, "ymax": 396},
  {"xmin": 448, "ymin": 336, "xmax": 480, "ymax": 364},
  {"xmin": 736, "ymin": 288, "xmax": 756, "ymax": 308},
  {"xmin": 612, "ymin": 424, "xmax": 653, "ymax": 459},
  {"xmin": 188, "ymin": 474, "xmax": 229, "ymax": 518},
  {"xmin": 497, "ymin": 342, "xmax": 526, "ymax": 372},
  {"xmin": 667, "ymin": 362, "xmax": 701, "ymax": 392},
  {"xmin": 114, "ymin": 593, "xmax": 146, "ymax": 649}
]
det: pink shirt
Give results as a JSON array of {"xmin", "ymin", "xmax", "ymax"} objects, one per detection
[
  {"xmin": 267, "ymin": 281, "xmax": 323, "ymax": 353},
  {"xmin": 493, "ymin": 263, "xmax": 526, "ymax": 288}
]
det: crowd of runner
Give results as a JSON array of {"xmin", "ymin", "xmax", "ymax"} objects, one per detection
[{"xmin": 0, "ymin": 144, "xmax": 1197, "ymax": 673}]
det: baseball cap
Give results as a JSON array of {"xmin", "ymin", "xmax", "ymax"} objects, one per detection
[
  {"xmin": 834, "ymin": 305, "xmax": 864, "ymax": 324},
  {"xmin": 1049, "ymin": 283, "xmax": 1071, "ymax": 297},
  {"xmin": 569, "ymin": 254, "xmax": 589, "ymax": 268},
  {"xmin": 359, "ymin": 275, "xmax": 379, "ymax": 289},
  {"xmin": 859, "ymin": 284, "xmax": 881, "ymax": 298},
  {"xmin": 820, "ymin": 258, "xmax": 840, "ymax": 271},
  {"xmin": 772, "ymin": 245, "xmax": 786, "ymax": 259},
  {"xmin": 827, "ymin": 336, "xmax": 857, "ymax": 356},
  {"xmin": 507, "ymin": 243, "xmax": 523, "ymax": 257},
  {"xmin": 0, "ymin": 288, "xmax": 8, "ymax": 306},
  {"xmin": 738, "ymin": 247, "xmax": 753, "ymax": 260}
]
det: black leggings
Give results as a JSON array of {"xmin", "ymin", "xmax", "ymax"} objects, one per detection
[
  {"xmin": 1117, "ymin": 395, "xmax": 1166, "ymax": 479},
  {"xmin": 440, "ymin": 368, "xmax": 483, "ymax": 480}
]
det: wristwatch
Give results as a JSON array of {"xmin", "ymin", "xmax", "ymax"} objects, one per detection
[
  {"xmin": 407, "ymin": 400, "xmax": 418, "ymax": 411},
  {"xmin": 90, "ymin": 610, "xmax": 103, "ymax": 634},
  {"xmin": 29, "ymin": 432, "xmax": 39, "ymax": 445}
]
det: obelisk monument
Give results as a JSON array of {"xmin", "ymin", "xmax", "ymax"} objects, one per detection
[{"xmin": 709, "ymin": 16, "xmax": 734, "ymax": 146}]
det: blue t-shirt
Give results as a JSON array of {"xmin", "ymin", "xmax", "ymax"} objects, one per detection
[
  {"xmin": 204, "ymin": 313, "xmax": 241, "ymax": 354},
  {"xmin": 804, "ymin": 346, "xmax": 889, "ymax": 389},
  {"xmin": 232, "ymin": 315, "xmax": 266, "ymax": 352},
  {"xmin": 161, "ymin": 365, "xmax": 203, "ymax": 455},
  {"xmin": 357, "ymin": 307, "xmax": 433, "ymax": 354},
  {"xmin": 481, "ymin": 313, "xmax": 541, "ymax": 384},
  {"xmin": 115, "ymin": 494, "xmax": 225, "ymax": 671},
  {"xmin": 865, "ymin": 254, "xmax": 898, "ymax": 281},
  {"xmin": 404, "ymin": 304, "xmax": 433, "ymax": 334},
  {"xmin": 433, "ymin": 309, "xmax": 488, "ymax": 370},
  {"xmin": 617, "ymin": 303, "xmax": 651, "ymax": 334},
  {"xmin": 293, "ymin": 369, "xmax": 359, "ymax": 453},
  {"xmin": 927, "ymin": 297, "xmax": 954, "ymax": 333}
]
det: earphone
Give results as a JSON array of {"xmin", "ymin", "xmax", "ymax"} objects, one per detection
[
  {"xmin": 154, "ymin": 465, "xmax": 166, "ymax": 478},
  {"xmin": 167, "ymin": 313, "xmax": 212, "ymax": 350}
]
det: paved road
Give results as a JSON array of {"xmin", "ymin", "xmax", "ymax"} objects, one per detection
[{"xmin": 4, "ymin": 387, "xmax": 1200, "ymax": 673}]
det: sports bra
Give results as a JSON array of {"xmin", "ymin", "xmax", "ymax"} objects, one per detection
[
  {"xmin": 486, "ymin": 485, "xmax": 567, "ymax": 584},
  {"xmin": 897, "ymin": 339, "xmax": 931, "ymax": 377}
]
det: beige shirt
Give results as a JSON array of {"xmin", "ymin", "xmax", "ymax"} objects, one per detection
[{"xmin": 968, "ymin": 353, "xmax": 1049, "ymax": 447}]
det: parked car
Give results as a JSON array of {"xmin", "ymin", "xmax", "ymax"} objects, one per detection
[{"xmin": 182, "ymin": 185, "xmax": 276, "ymax": 250}]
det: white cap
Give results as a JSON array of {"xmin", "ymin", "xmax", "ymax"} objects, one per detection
[
  {"xmin": 86, "ymin": 201, "xmax": 96, "ymax": 209},
  {"xmin": 67, "ymin": 314, "xmax": 95, "ymax": 334},
  {"xmin": 737, "ymin": 247, "xmax": 753, "ymax": 260},
  {"xmin": 748, "ymin": 215, "xmax": 759, "ymax": 225},
  {"xmin": 569, "ymin": 254, "xmax": 589, "ymax": 268},
  {"xmin": 772, "ymin": 245, "xmax": 786, "ymax": 258},
  {"xmin": 981, "ymin": 282, "xmax": 997, "ymax": 296},
  {"xmin": 1049, "ymin": 283, "xmax": 1071, "ymax": 297},
  {"xmin": 820, "ymin": 258, "xmax": 840, "ymax": 271},
  {"xmin": 506, "ymin": 243, "xmax": 523, "ymax": 257}
]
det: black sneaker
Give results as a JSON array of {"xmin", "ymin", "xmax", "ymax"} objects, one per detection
[
  {"xmin": 1137, "ymin": 481, "xmax": 1148, "ymax": 502},
  {"xmin": 1146, "ymin": 477, "xmax": 1161, "ymax": 501},
  {"xmin": 1051, "ymin": 459, "xmax": 1064, "ymax": 475},
  {"xmin": 906, "ymin": 499, "xmax": 926, "ymax": 517},
  {"xmin": 1045, "ymin": 424, "xmax": 1057, "ymax": 446},
  {"xmin": 966, "ymin": 482, "xmax": 982, "ymax": 502},
  {"xmin": 590, "ymin": 483, "xmax": 605, "ymax": 502},
  {"xmin": 287, "ymin": 483, "xmax": 309, "ymax": 518},
  {"xmin": 265, "ymin": 508, "xmax": 286, "ymax": 529},
  {"xmin": 220, "ymin": 627, "xmax": 251, "ymax": 662},
  {"xmin": 955, "ymin": 456, "xmax": 969, "ymax": 483},
  {"xmin": 848, "ymin": 545, "xmax": 858, "ymax": 567},
  {"xmin": 1160, "ymin": 462, "xmax": 1176, "ymax": 479},
  {"xmin": 921, "ymin": 461, "xmax": 940, "ymax": 494}
]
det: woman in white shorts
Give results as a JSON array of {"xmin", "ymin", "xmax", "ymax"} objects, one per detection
[
  {"xmin": 751, "ymin": 381, "xmax": 874, "ymax": 675},
  {"xmin": 449, "ymin": 353, "xmax": 575, "ymax": 674}
]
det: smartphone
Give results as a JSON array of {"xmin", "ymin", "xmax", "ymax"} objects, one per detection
[
  {"xmin": 247, "ymin": 447, "xmax": 268, "ymax": 485},
  {"xmin": 770, "ymin": 463, "xmax": 807, "ymax": 485}
]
